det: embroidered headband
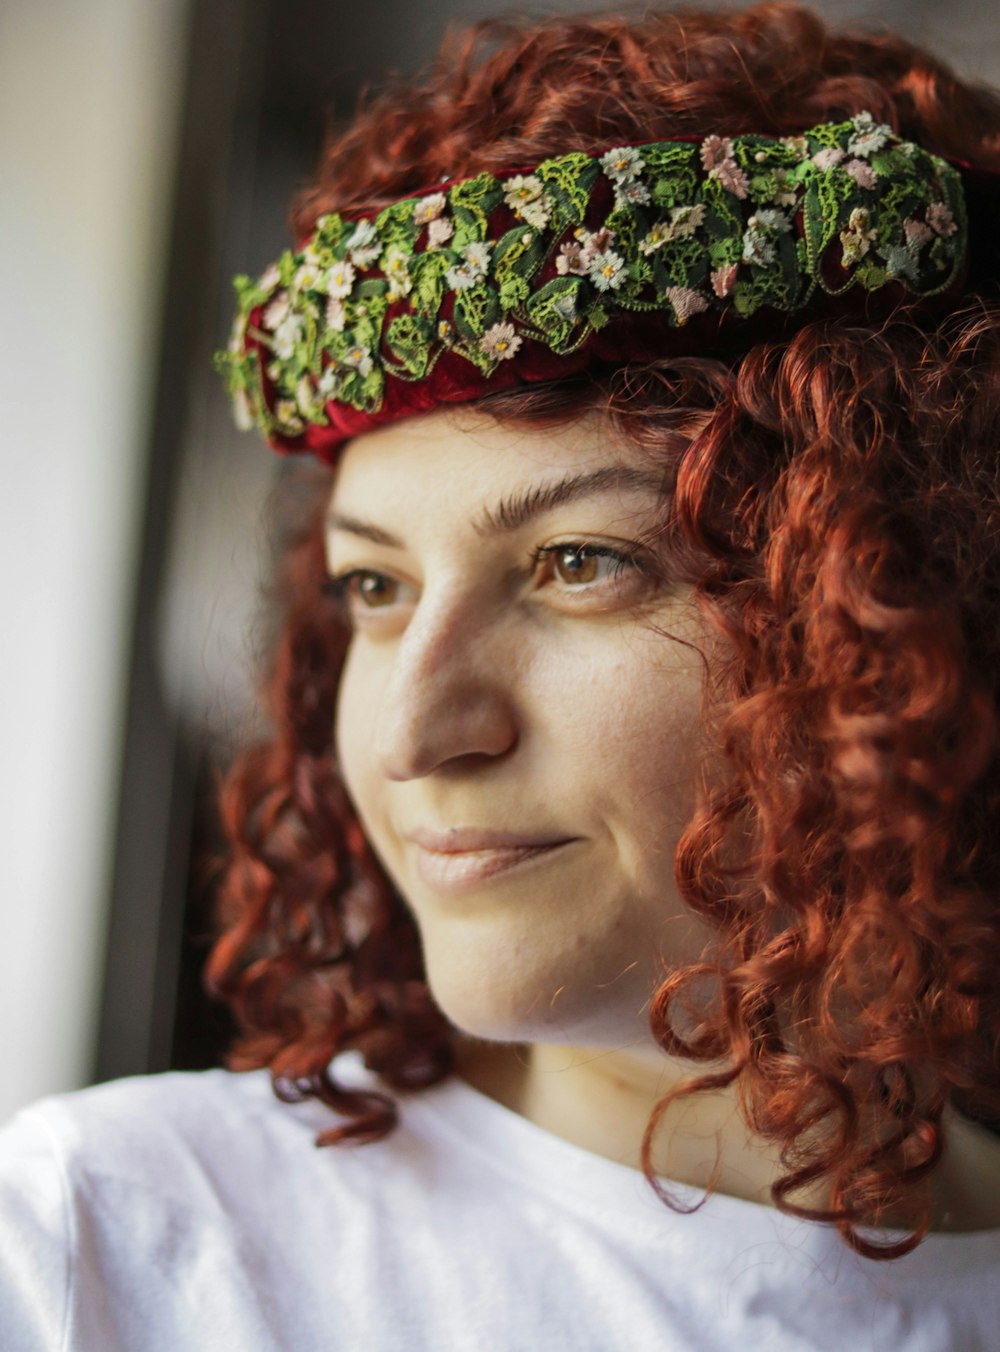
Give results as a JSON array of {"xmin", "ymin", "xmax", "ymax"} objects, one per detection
[{"xmin": 217, "ymin": 113, "xmax": 973, "ymax": 463}]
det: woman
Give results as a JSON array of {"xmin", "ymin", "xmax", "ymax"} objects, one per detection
[{"xmin": 4, "ymin": 4, "xmax": 1000, "ymax": 1348}]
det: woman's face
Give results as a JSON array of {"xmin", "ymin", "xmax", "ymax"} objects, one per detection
[{"xmin": 329, "ymin": 406, "xmax": 714, "ymax": 1050}]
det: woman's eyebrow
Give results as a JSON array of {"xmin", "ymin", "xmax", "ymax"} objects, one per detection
[
  {"xmin": 473, "ymin": 466, "xmax": 665, "ymax": 537},
  {"xmin": 325, "ymin": 465, "xmax": 665, "ymax": 549},
  {"xmin": 324, "ymin": 512, "xmax": 405, "ymax": 548}
]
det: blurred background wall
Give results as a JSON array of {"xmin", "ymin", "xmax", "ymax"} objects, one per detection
[
  {"xmin": 0, "ymin": 0, "xmax": 190, "ymax": 1123},
  {"xmin": 2, "ymin": 0, "xmax": 999, "ymax": 1122}
]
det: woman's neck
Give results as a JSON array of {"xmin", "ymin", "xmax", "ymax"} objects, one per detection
[
  {"xmin": 455, "ymin": 1037, "xmax": 798, "ymax": 1206},
  {"xmin": 454, "ymin": 1037, "xmax": 1000, "ymax": 1232}
]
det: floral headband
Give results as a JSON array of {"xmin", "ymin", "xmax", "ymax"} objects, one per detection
[{"xmin": 217, "ymin": 113, "xmax": 973, "ymax": 463}]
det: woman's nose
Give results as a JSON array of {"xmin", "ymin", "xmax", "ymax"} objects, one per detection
[{"xmin": 373, "ymin": 593, "xmax": 519, "ymax": 781}]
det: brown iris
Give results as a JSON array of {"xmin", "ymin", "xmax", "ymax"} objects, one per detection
[
  {"xmin": 351, "ymin": 572, "xmax": 398, "ymax": 607},
  {"xmin": 553, "ymin": 547, "xmax": 600, "ymax": 585}
]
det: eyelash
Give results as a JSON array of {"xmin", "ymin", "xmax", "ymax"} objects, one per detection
[
  {"xmin": 322, "ymin": 541, "xmax": 646, "ymax": 614},
  {"xmin": 527, "ymin": 542, "xmax": 641, "ymax": 585}
]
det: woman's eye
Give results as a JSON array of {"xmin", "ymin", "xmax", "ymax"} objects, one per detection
[
  {"xmin": 348, "ymin": 571, "xmax": 398, "ymax": 607},
  {"xmin": 323, "ymin": 569, "xmax": 406, "ymax": 611},
  {"xmin": 535, "ymin": 543, "xmax": 638, "ymax": 590}
]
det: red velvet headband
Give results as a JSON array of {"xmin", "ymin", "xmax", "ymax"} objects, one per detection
[{"xmin": 216, "ymin": 116, "xmax": 991, "ymax": 464}]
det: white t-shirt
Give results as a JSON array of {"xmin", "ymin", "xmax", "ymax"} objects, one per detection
[{"xmin": 0, "ymin": 1056, "xmax": 997, "ymax": 1351}]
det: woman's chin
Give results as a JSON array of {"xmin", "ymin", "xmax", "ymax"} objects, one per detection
[
  {"xmin": 425, "ymin": 973, "xmax": 549, "ymax": 1044},
  {"xmin": 421, "ymin": 949, "xmax": 651, "ymax": 1048}
]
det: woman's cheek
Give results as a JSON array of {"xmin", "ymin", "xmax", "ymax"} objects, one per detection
[{"xmin": 335, "ymin": 643, "xmax": 381, "ymax": 816}]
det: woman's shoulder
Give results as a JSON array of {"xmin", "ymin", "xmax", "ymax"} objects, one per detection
[
  {"xmin": 0, "ymin": 1067, "xmax": 298, "ymax": 1205},
  {"xmin": 0, "ymin": 1067, "xmax": 373, "ymax": 1351},
  {"xmin": 4, "ymin": 1063, "xmax": 273, "ymax": 1140}
]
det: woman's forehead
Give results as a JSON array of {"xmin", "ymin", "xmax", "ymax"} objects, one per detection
[{"xmin": 328, "ymin": 406, "xmax": 663, "ymax": 524}]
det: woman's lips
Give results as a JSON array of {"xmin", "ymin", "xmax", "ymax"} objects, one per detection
[{"xmin": 406, "ymin": 830, "xmax": 577, "ymax": 892}]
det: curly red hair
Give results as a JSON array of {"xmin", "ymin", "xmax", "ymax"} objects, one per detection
[{"xmin": 207, "ymin": 4, "xmax": 1000, "ymax": 1258}]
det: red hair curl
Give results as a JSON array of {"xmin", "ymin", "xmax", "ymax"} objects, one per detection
[{"xmin": 208, "ymin": 5, "xmax": 1000, "ymax": 1256}]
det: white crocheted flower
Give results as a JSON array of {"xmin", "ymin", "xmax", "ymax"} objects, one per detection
[
  {"xmin": 346, "ymin": 219, "xmax": 382, "ymax": 268},
  {"xmin": 325, "ymin": 259, "xmax": 356, "ymax": 299},
  {"xmin": 600, "ymin": 146, "xmax": 645, "ymax": 183},
  {"xmin": 639, "ymin": 222, "xmax": 672, "ymax": 255},
  {"xmin": 589, "ymin": 248, "xmax": 627, "ymax": 291},
  {"xmin": 296, "ymin": 376, "xmax": 318, "ymax": 416},
  {"xmin": 669, "ymin": 203, "xmax": 707, "ymax": 235},
  {"xmin": 318, "ymin": 366, "xmax": 343, "ymax": 399},
  {"xmin": 480, "ymin": 322, "xmax": 522, "ymax": 361},
  {"xmin": 274, "ymin": 399, "xmax": 304, "ymax": 432},
  {"xmin": 748, "ymin": 208, "xmax": 792, "ymax": 234},
  {"xmin": 446, "ymin": 240, "xmax": 493, "ymax": 290},
  {"xmin": 272, "ymin": 313, "xmax": 305, "ymax": 359},
  {"xmin": 616, "ymin": 180, "xmax": 651, "ymax": 207},
  {"xmin": 342, "ymin": 343, "xmax": 374, "ymax": 378},
  {"xmin": 556, "ymin": 240, "xmax": 589, "ymax": 275},
  {"xmin": 232, "ymin": 388, "xmax": 253, "ymax": 431},
  {"xmin": 741, "ymin": 229, "xmax": 776, "ymax": 267},
  {"xmin": 847, "ymin": 111, "xmax": 892, "ymax": 159},
  {"xmin": 504, "ymin": 175, "xmax": 545, "ymax": 209},
  {"xmin": 812, "ymin": 147, "xmax": 845, "ymax": 172},
  {"xmin": 445, "ymin": 264, "xmax": 478, "ymax": 290},
  {"xmin": 262, "ymin": 292, "xmax": 290, "ymax": 330},
  {"xmin": 294, "ymin": 264, "xmax": 323, "ymax": 292},
  {"xmin": 881, "ymin": 244, "xmax": 919, "ymax": 282},
  {"xmin": 463, "ymin": 240, "xmax": 493, "ymax": 274},
  {"xmin": 383, "ymin": 247, "xmax": 413, "ymax": 300},
  {"xmin": 325, "ymin": 297, "xmax": 346, "ymax": 331},
  {"xmin": 844, "ymin": 158, "xmax": 878, "ymax": 190},
  {"xmin": 414, "ymin": 192, "xmax": 447, "ymax": 225},
  {"xmin": 427, "ymin": 217, "xmax": 455, "ymax": 250},
  {"xmin": 640, "ymin": 203, "xmax": 707, "ymax": 253},
  {"xmin": 780, "ymin": 136, "xmax": 809, "ymax": 160},
  {"xmin": 258, "ymin": 262, "xmax": 281, "ymax": 292},
  {"xmin": 518, "ymin": 195, "xmax": 552, "ymax": 230},
  {"xmin": 227, "ymin": 311, "xmax": 247, "ymax": 356},
  {"xmin": 839, "ymin": 207, "xmax": 878, "ymax": 266}
]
